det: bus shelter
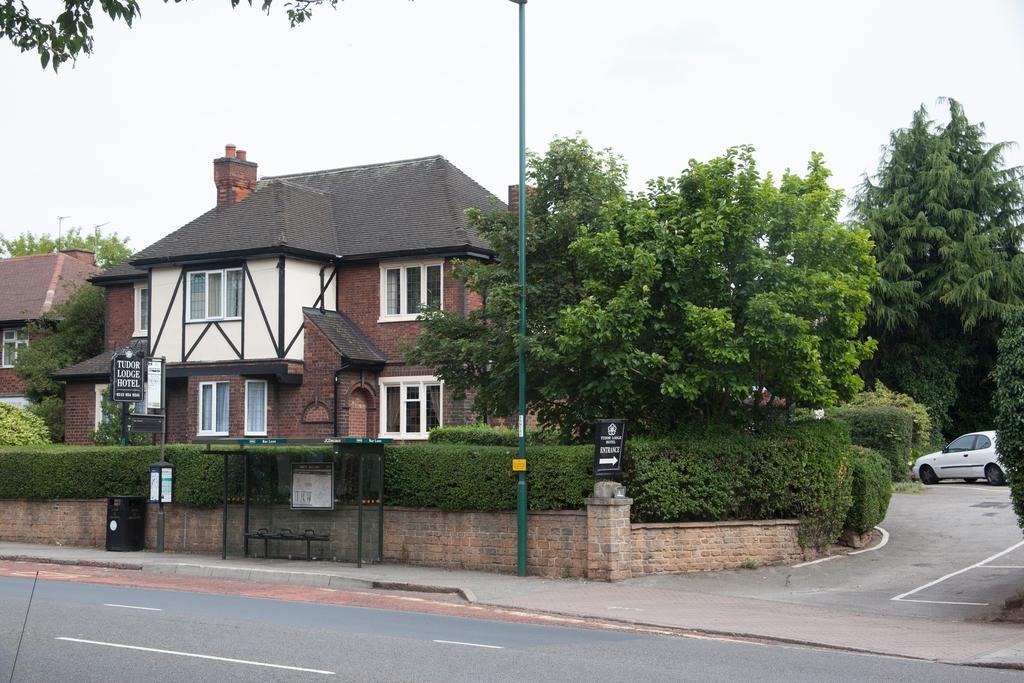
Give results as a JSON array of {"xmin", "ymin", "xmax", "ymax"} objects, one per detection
[{"xmin": 193, "ymin": 437, "xmax": 389, "ymax": 567}]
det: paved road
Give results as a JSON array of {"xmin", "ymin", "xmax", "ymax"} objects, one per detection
[
  {"xmin": 1, "ymin": 576, "xmax": 1019, "ymax": 682},
  {"xmin": 631, "ymin": 483, "xmax": 1023, "ymax": 621}
]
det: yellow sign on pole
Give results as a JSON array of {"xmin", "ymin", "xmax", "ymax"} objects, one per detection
[{"xmin": 512, "ymin": 458, "xmax": 527, "ymax": 472}]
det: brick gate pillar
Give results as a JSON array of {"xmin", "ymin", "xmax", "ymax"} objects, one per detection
[{"xmin": 586, "ymin": 482, "xmax": 632, "ymax": 581}]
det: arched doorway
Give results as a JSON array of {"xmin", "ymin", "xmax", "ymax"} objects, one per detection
[{"xmin": 348, "ymin": 388, "xmax": 372, "ymax": 438}]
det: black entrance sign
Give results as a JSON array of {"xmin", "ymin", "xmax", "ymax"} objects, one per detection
[
  {"xmin": 111, "ymin": 352, "xmax": 145, "ymax": 402},
  {"xmin": 594, "ymin": 419, "xmax": 626, "ymax": 478}
]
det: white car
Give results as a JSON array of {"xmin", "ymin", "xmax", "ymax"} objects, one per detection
[{"xmin": 913, "ymin": 430, "xmax": 1006, "ymax": 486}]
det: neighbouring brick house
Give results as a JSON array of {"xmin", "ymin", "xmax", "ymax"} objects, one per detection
[
  {"xmin": 56, "ymin": 145, "xmax": 506, "ymax": 444},
  {"xmin": 0, "ymin": 250, "xmax": 99, "ymax": 408}
]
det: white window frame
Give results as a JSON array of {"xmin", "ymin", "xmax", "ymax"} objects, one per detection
[
  {"xmin": 186, "ymin": 268, "xmax": 243, "ymax": 323},
  {"xmin": 134, "ymin": 283, "xmax": 150, "ymax": 336},
  {"xmin": 378, "ymin": 375, "xmax": 443, "ymax": 440},
  {"xmin": 378, "ymin": 260, "xmax": 444, "ymax": 322},
  {"xmin": 94, "ymin": 383, "xmax": 109, "ymax": 430},
  {"xmin": 1, "ymin": 327, "xmax": 29, "ymax": 368},
  {"xmin": 197, "ymin": 381, "xmax": 230, "ymax": 436},
  {"xmin": 244, "ymin": 379, "xmax": 268, "ymax": 436}
]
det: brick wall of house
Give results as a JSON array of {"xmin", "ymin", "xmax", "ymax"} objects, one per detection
[
  {"xmin": 64, "ymin": 381, "xmax": 98, "ymax": 445},
  {"xmin": 104, "ymin": 284, "xmax": 135, "ymax": 351},
  {"xmin": 0, "ymin": 367, "xmax": 27, "ymax": 397}
]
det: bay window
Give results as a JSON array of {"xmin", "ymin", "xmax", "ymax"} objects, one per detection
[
  {"xmin": 380, "ymin": 262, "xmax": 442, "ymax": 320},
  {"xmin": 380, "ymin": 377, "xmax": 442, "ymax": 438},
  {"xmin": 187, "ymin": 268, "xmax": 243, "ymax": 322},
  {"xmin": 198, "ymin": 381, "xmax": 230, "ymax": 435}
]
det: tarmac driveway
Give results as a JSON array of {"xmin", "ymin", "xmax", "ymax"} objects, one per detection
[{"xmin": 630, "ymin": 482, "xmax": 1024, "ymax": 621}]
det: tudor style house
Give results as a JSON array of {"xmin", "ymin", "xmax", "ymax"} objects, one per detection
[
  {"xmin": 55, "ymin": 145, "xmax": 504, "ymax": 444},
  {"xmin": 0, "ymin": 250, "xmax": 99, "ymax": 408}
]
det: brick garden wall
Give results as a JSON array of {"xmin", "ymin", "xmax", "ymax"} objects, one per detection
[{"xmin": 0, "ymin": 498, "xmax": 805, "ymax": 580}]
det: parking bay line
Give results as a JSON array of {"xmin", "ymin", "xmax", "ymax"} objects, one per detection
[
  {"xmin": 891, "ymin": 539, "xmax": 1024, "ymax": 605},
  {"xmin": 55, "ymin": 637, "xmax": 335, "ymax": 675}
]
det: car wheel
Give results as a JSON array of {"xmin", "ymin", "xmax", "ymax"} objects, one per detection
[
  {"xmin": 963, "ymin": 478, "xmax": 977, "ymax": 483},
  {"xmin": 919, "ymin": 465, "xmax": 939, "ymax": 485},
  {"xmin": 985, "ymin": 464, "xmax": 1006, "ymax": 486}
]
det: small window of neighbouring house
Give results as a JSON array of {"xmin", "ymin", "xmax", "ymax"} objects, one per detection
[
  {"xmin": 1, "ymin": 328, "xmax": 29, "ymax": 368},
  {"xmin": 380, "ymin": 262, "xmax": 443, "ymax": 320},
  {"xmin": 187, "ymin": 268, "xmax": 243, "ymax": 322},
  {"xmin": 199, "ymin": 381, "xmax": 230, "ymax": 435},
  {"xmin": 245, "ymin": 380, "xmax": 267, "ymax": 436}
]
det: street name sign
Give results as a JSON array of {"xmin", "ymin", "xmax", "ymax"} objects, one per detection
[
  {"xmin": 594, "ymin": 419, "xmax": 626, "ymax": 478},
  {"xmin": 110, "ymin": 351, "xmax": 145, "ymax": 403}
]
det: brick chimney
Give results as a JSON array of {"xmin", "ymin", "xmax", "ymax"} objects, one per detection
[
  {"xmin": 60, "ymin": 248, "xmax": 96, "ymax": 266},
  {"xmin": 213, "ymin": 144, "xmax": 257, "ymax": 209},
  {"xmin": 508, "ymin": 183, "xmax": 535, "ymax": 215}
]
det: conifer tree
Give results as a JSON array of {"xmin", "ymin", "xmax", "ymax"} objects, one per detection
[{"xmin": 854, "ymin": 99, "xmax": 1024, "ymax": 436}]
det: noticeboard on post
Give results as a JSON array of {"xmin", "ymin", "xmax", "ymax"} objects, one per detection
[
  {"xmin": 290, "ymin": 463, "xmax": 334, "ymax": 511},
  {"xmin": 593, "ymin": 419, "xmax": 626, "ymax": 478}
]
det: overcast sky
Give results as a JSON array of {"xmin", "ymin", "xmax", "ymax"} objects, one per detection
[{"xmin": 2, "ymin": 0, "xmax": 1022, "ymax": 254}]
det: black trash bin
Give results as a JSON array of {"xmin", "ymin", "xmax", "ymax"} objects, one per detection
[{"xmin": 106, "ymin": 496, "xmax": 146, "ymax": 551}]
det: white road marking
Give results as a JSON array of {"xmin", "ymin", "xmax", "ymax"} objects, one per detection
[
  {"xmin": 849, "ymin": 527, "xmax": 890, "ymax": 555},
  {"xmin": 792, "ymin": 555, "xmax": 839, "ymax": 568},
  {"xmin": 433, "ymin": 640, "xmax": 504, "ymax": 650},
  {"xmin": 891, "ymin": 539, "xmax": 1024, "ymax": 603},
  {"xmin": 793, "ymin": 526, "xmax": 889, "ymax": 567},
  {"xmin": 103, "ymin": 603, "xmax": 162, "ymax": 611},
  {"xmin": 895, "ymin": 598, "xmax": 990, "ymax": 606},
  {"xmin": 55, "ymin": 637, "xmax": 335, "ymax": 674},
  {"xmin": 607, "ymin": 606, "xmax": 644, "ymax": 612}
]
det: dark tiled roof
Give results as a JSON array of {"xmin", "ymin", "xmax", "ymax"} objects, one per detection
[
  {"xmin": 303, "ymin": 307, "xmax": 387, "ymax": 365},
  {"xmin": 0, "ymin": 252, "xmax": 100, "ymax": 322},
  {"xmin": 131, "ymin": 156, "xmax": 502, "ymax": 265},
  {"xmin": 90, "ymin": 259, "xmax": 147, "ymax": 283},
  {"xmin": 52, "ymin": 338, "xmax": 148, "ymax": 379}
]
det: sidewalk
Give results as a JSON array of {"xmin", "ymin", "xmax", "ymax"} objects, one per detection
[{"xmin": 2, "ymin": 541, "xmax": 1022, "ymax": 669}]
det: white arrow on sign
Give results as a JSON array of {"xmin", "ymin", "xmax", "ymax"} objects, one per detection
[{"xmin": 598, "ymin": 456, "xmax": 619, "ymax": 466}]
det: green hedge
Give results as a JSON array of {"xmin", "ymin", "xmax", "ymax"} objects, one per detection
[
  {"xmin": 625, "ymin": 419, "xmax": 854, "ymax": 550},
  {"xmin": 844, "ymin": 446, "xmax": 892, "ymax": 534},
  {"xmin": 831, "ymin": 406, "xmax": 913, "ymax": 482},
  {"xmin": 428, "ymin": 425, "xmax": 564, "ymax": 446}
]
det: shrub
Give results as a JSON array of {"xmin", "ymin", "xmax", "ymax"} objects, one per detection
[
  {"xmin": 846, "ymin": 382, "xmax": 936, "ymax": 451},
  {"xmin": 385, "ymin": 443, "xmax": 592, "ymax": 511},
  {"xmin": 844, "ymin": 446, "xmax": 892, "ymax": 534},
  {"xmin": 428, "ymin": 425, "xmax": 563, "ymax": 446},
  {"xmin": 830, "ymin": 405, "xmax": 913, "ymax": 482},
  {"xmin": 625, "ymin": 419, "xmax": 854, "ymax": 550},
  {"xmin": 993, "ymin": 309, "xmax": 1024, "ymax": 529},
  {"xmin": 0, "ymin": 403, "xmax": 50, "ymax": 446}
]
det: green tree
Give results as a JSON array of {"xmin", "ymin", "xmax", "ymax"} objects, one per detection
[
  {"xmin": 854, "ymin": 99, "xmax": 1024, "ymax": 437},
  {"xmin": 408, "ymin": 136, "xmax": 628, "ymax": 432},
  {"xmin": 14, "ymin": 283, "xmax": 105, "ymax": 440},
  {"xmin": 1, "ymin": 227, "xmax": 133, "ymax": 269},
  {"xmin": 992, "ymin": 309, "xmax": 1024, "ymax": 528},
  {"xmin": 90, "ymin": 388, "xmax": 150, "ymax": 445},
  {"xmin": 412, "ymin": 138, "xmax": 877, "ymax": 435},
  {"xmin": 2, "ymin": 0, "xmax": 336, "ymax": 71}
]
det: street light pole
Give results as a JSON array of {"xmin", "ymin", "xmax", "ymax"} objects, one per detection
[{"xmin": 510, "ymin": 0, "xmax": 528, "ymax": 578}]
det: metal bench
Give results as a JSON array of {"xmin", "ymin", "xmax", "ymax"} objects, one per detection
[{"xmin": 245, "ymin": 528, "xmax": 330, "ymax": 561}]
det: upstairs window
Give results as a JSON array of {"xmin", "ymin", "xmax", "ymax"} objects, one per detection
[
  {"xmin": 1, "ymin": 328, "xmax": 28, "ymax": 368},
  {"xmin": 136, "ymin": 286, "xmax": 150, "ymax": 334},
  {"xmin": 380, "ymin": 262, "xmax": 442, "ymax": 321},
  {"xmin": 187, "ymin": 268, "xmax": 243, "ymax": 322}
]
